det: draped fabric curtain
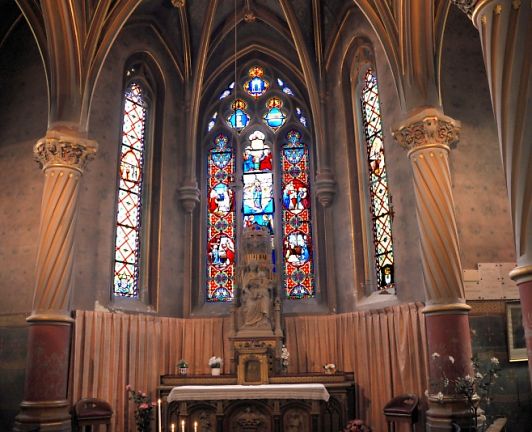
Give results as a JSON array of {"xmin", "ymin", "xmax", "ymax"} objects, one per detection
[{"xmin": 71, "ymin": 303, "xmax": 427, "ymax": 431}]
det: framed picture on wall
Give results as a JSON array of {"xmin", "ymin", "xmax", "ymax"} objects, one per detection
[{"xmin": 506, "ymin": 301, "xmax": 527, "ymax": 362}]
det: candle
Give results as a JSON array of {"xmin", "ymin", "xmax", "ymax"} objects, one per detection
[
  {"xmin": 171, "ymin": 424, "xmax": 175, "ymax": 432},
  {"xmin": 194, "ymin": 421, "xmax": 198, "ymax": 432},
  {"xmin": 157, "ymin": 399, "xmax": 162, "ymax": 432},
  {"xmin": 181, "ymin": 419, "xmax": 185, "ymax": 432}
]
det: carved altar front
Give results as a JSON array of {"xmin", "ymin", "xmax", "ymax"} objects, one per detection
[{"xmin": 159, "ymin": 373, "xmax": 355, "ymax": 432}]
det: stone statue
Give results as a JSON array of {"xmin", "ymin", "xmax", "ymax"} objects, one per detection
[{"xmin": 231, "ymin": 225, "xmax": 281, "ymax": 338}]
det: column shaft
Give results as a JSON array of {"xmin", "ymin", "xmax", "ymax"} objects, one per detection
[{"xmin": 15, "ymin": 130, "xmax": 97, "ymax": 431}]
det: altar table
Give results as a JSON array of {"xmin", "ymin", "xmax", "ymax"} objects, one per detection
[
  {"xmin": 167, "ymin": 384, "xmax": 330, "ymax": 403},
  {"xmin": 159, "ymin": 373, "xmax": 355, "ymax": 432}
]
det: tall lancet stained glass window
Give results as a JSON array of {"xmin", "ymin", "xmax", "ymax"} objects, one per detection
[
  {"xmin": 113, "ymin": 82, "xmax": 148, "ymax": 297},
  {"xmin": 206, "ymin": 66, "xmax": 315, "ymax": 301},
  {"xmin": 207, "ymin": 134, "xmax": 236, "ymax": 301},
  {"xmin": 360, "ymin": 68, "xmax": 394, "ymax": 289},
  {"xmin": 281, "ymin": 131, "xmax": 314, "ymax": 298}
]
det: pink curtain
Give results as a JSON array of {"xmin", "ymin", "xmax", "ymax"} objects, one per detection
[{"xmin": 71, "ymin": 303, "xmax": 427, "ymax": 431}]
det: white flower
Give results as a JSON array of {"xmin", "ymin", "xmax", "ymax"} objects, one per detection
[
  {"xmin": 490, "ymin": 357, "xmax": 499, "ymax": 365},
  {"xmin": 208, "ymin": 356, "xmax": 222, "ymax": 368},
  {"xmin": 424, "ymin": 389, "xmax": 429, "ymax": 397},
  {"xmin": 465, "ymin": 374, "xmax": 473, "ymax": 383},
  {"xmin": 281, "ymin": 346, "xmax": 290, "ymax": 360},
  {"xmin": 436, "ymin": 392, "xmax": 444, "ymax": 401},
  {"xmin": 493, "ymin": 373, "xmax": 498, "ymax": 379},
  {"xmin": 432, "ymin": 352, "xmax": 440, "ymax": 360},
  {"xmin": 476, "ymin": 372, "xmax": 483, "ymax": 379},
  {"xmin": 448, "ymin": 356, "xmax": 455, "ymax": 364}
]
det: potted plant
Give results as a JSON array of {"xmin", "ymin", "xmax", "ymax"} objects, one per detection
[
  {"xmin": 177, "ymin": 359, "xmax": 189, "ymax": 375},
  {"xmin": 209, "ymin": 356, "xmax": 222, "ymax": 376}
]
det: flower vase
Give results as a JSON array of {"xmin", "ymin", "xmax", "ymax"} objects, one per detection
[
  {"xmin": 179, "ymin": 367, "xmax": 188, "ymax": 375},
  {"xmin": 211, "ymin": 367, "xmax": 221, "ymax": 376}
]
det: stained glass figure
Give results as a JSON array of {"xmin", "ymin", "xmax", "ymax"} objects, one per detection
[
  {"xmin": 244, "ymin": 66, "xmax": 269, "ymax": 99},
  {"xmin": 295, "ymin": 107, "xmax": 308, "ymax": 128},
  {"xmin": 207, "ymin": 111, "xmax": 218, "ymax": 132},
  {"xmin": 281, "ymin": 130, "xmax": 314, "ymax": 298},
  {"xmin": 228, "ymin": 99, "xmax": 250, "ymax": 131},
  {"xmin": 219, "ymin": 81, "xmax": 235, "ymax": 100},
  {"xmin": 360, "ymin": 68, "xmax": 394, "ymax": 289},
  {"xmin": 113, "ymin": 82, "xmax": 148, "ymax": 297},
  {"xmin": 242, "ymin": 131, "xmax": 274, "ymax": 217},
  {"xmin": 207, "ymin": 134, "xmax": 236, "ymax": 301},
  {"xmin": 263, "ymin": 97, "xmax": 286, "ymax": 131}
]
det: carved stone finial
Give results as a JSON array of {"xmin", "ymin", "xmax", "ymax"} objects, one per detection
[
  {"xmin": 315, "ymin": 169, "xmax": 336, "ymax": 207},
  {"xmin": 171, "ymin": 0, "xmax": 185, "ymax": 8},
  {"xmin": 178, "ymin": 180, "xmax": 201, "ymax": 213},
  {"xmin": 33, "ymin": 131, "xmax": 98, "ymax": 172},
  {"xmin": 392, "ymin": 109, "xmax": 461, "ymax": 154}
]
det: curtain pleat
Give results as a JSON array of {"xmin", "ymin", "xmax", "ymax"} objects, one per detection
[{"xmin": 72, "ymin": 303, "xmax": 427, "ymax": 431}]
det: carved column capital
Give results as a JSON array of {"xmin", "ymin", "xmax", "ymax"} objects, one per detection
[
  {"xmin": 34, "ymin": 130, "xmax": 98, "ymax": 172},
  {"xmin": 392, "ymin": 109, "xmax": 461, "ymax": 155},
  {"xmin": 178, "ymin": 179, "xmax": 201, "ymax": 213},
  {"xmin": 451, "ymin": 0, "xmax": 479, "ymax": 16},
  {"xmin": 314, "ymin": 169, "xmax": 336, "ymax": 208}
]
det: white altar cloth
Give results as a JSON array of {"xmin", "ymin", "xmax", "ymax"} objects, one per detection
[{"xmin": 167, "ymin": 384, "xmax": 330, "ymax": 403}]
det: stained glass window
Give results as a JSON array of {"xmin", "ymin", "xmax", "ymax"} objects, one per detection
[
  {"xmin": 219, "ymin": 81, "xmax": 235, "ymax": 100},
  {"xmin": 207, "ymin": 66, "xmax": 315, "ymax": 301},
  {"xmin": 228, "ymin": 99, "xmax": 250, "ymax": 131},
  {"xmin": 281, "ymin": 130, "xmax": 314, "ymax": 298},
  {"xmin": 208, "ymin": 112, "xmax": 217, "ymax": 132},
  {"xmin": 244, "ymin": 67, "xmax": 269, "ymax": 99},
  {"xmin": 113, "ymin": 82, "xmax": 148, "ymax": 297},
  {"xmin": 263, "ymin": 97, "xmax": 286, "ymax": 131},
  {"xmin": 207, "ymin": 134, "xmax": 236, "ymax": 301},
  {"xmin": 360, "ymin": 68, "xmax": 394, "ymax": 289},
  {"xmin": 295, "ymin": 107, "xmax": 308, "ymax": 128}
]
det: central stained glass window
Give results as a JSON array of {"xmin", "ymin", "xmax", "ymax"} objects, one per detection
[{"xmin": 206, "ymin": 66, "xmax": 315, "ymax": 302}]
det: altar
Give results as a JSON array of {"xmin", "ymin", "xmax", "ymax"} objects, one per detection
[{"xmin": 159, "ymin": 372, "xmax": 355, "ymax": 432}]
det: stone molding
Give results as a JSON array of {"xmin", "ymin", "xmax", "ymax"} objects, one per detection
[
  {"xmin": 392, "ymin": 109, "xmax": 461, "ymax": 155},
  {"xmin": 34, "ymin": 130, "xmax": 98, "ymax": 172},
  {"xmin": 178, "ymin": 180, "xmax": 201, "ymax": 213},
  {"xmin": 314, "ymin": 169, "xmax": 336, "ymax": 207}
]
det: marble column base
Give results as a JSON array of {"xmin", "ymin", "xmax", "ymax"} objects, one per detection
[{"xmin": 14, "ymin": 319, "xmax": 72, "ymax": 432}]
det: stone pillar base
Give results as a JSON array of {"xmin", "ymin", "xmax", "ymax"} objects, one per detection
[
  {"xmin": 14, "ymin": 400, "xmax": 71, "ymax": 431},
  {"xmin": 427, "ymin": 396, "xmax": 483, "ymax": 432}
]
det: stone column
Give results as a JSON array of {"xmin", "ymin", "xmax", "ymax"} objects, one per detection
[
  {"xmin": 15, "ymin": 130, "xmax": 97, "ymax": 432},
  {"xmin": 393, "ymin": 108, "xmax": 474, "ymax": 431},
  {"xmin": 452, "ymin": 0, "xmax": 532, "ymax": 382}
]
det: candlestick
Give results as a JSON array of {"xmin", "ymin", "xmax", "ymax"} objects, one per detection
[
  {"xmin": 181, "ymin": 419, "xmax": 185, "ymax": 432},
  {"xmin": 157, "ymin": 399, "xmax": 162, "ymax": 432},
  {"xmin": 194, "ymin": 421, "xmax": 198, "ymax": 432}
]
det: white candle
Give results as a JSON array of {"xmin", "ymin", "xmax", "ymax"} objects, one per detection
[
  {"xmin": 157, "ymin": 399, "xmax": 162, "ymax": 432},
  {"xmin": 171, "ymin": 424, "xmax": 175, "ymax": 432},
  {"xmin": 181, "ymin": 419, "xmax": 185, "ymax": 432},
  {"xmin": 194, "ymin": 421, "xmax": 198, "ymax": 432}
]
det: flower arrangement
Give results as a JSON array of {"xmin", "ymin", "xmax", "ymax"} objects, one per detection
[
  {"xmin": 126, "ymin": 385, "xmax": 156, "ymax": 432},
  {"xmin": 208, "ymin": 356, "xmax": 222, "ymax": 368},
  {"xmin": 281, "ymin": 345, "xmax": 290, "ymax": 370},
  {"xmin": 343, "ymin": 419, "xmax": 371, "ymax": 432},
  {"xmin": 323, "ymin": 363, "xmax": 336, "ymax": 374},
  {"xmin": 429, "ymin": 353, "xmax": 501, "ymax": 431}
]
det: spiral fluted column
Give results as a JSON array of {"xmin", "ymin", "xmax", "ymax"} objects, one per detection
[
  {"xmin": 394, "ymin": 108, "xmax": 473, "ymax": 431},
  {"xmin": 15, "ymin": 130, "xmax": 97, "ymax": 432}
]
